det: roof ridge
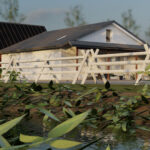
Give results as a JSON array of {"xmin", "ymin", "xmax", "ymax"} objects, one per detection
[
  {"xmin": 47, "ymin": 20, "xmax": 115, "ymax": 33},
  {"xmin": 0, "ymin": 21, "xmax": 46, "ymax": 27}
]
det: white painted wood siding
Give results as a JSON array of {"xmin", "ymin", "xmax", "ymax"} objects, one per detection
[
  {"xmin": 2, "ymin": 50, "xmax": 62, "ymax": 81},
  {"xmin": 78, "ymin": 24, "xmax": 142, "ymax": 45}
]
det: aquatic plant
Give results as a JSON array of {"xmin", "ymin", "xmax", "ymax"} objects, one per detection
[{"xmin": 0, "ymin": 111, "xmax": 90, "ymax": 150}]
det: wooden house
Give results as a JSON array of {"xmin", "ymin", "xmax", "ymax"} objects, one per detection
[{"xmin": 0, "ymin": 21, "xmax": 147, "ymax": 83}]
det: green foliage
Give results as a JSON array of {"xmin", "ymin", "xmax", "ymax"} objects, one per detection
[
  {"xmin": 0, "ymin": 115, "xmax": 25, "ymax": 149},
  {"xmin": 50, "ymin": 139, "xmax": 81, "ymax": 149},
  {"xmin": 64, "ymin": 5, "xmax": 86, "ymax": 27},
  {"xmin": 48, "ymin": 110, "xmax": 89, "ymax": 138},
  {"xmin": 48, "ymin": 80, "xmax": 55, "ymax": 90},
  {"xmin": 121, "ymin": 9, "xmax": 140, "ymax": 35},
  {"xmin": 0, "ymin": 115, "xmax": 25, "ymax": 136},
  {"xmin": 1, "ymin": 81, "xmax": 150, "ymax": 149},
  {"xmin": 38, "ymin": 107, "xmax": 60, "ymax": 122},
  {"xmin": 0, "ymin": 135, "xmax": 11, "ymax": 148},
  {"xmin": 0, "ymin": 0, "xmax": 26, "ymax": 23},
  {"xmin": 19, "ymin": 111, "xmax": 89, "ymax": 149},
  {"xmin": 106, "ymin": 145, "xmax": 111, "ymax": 150},
  {"xmin": 138, "ymin": 64, "xmax": 150, "ymax": 77},
  {"xmin": 7, "ymin": 71, "xmax": 20, "ymax": 82},
  {"xmin": 0, "ymin": 110, "xmax": 89, "ymax": 149},
  {"xmin": 75, "ymin": 87, "xmax": 97, "ymax": 102},
  {"xmin": 145, "ymin": 26, "xmax": 150, "ymax": 42},
  {"xmin": 49, "ymin": 95, "xmax": 60, "ymax": 107},
  {"xmin": 30, "ymin": 82, "xmax": 43, "ymax": 91},
  {"xmin": 63, "ymin": 107, "xmax": 75, "ymax": 118},
  {"xmin": 19, "ymin": 134, "xmax": 43, "ymax": 143}
]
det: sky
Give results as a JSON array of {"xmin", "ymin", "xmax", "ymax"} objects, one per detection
[{"xmin": 2, "ymin": 0, "xmax": 150, "ymax": 40}]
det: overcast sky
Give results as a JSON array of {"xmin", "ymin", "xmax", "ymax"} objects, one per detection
[{"xmin": 3, "ymin": 0, "xmax": 150, "ymax": 40}]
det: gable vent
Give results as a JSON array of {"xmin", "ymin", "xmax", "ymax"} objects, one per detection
[{"xmin": 106, "ymin": 29, "xmax": 112, "ymax": 42}]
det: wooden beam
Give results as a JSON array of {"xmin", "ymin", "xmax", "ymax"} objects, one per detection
[
  {"xmin": 107, "ymin": 57, "xmax": 110, "ymax": 80},
  {"xmin": 76, "ymin": 48, "xmax": 79, "ymax": 71},
  {"xmin": 135, "ymin": 56, "xmax": 138, "ymax": 80}
]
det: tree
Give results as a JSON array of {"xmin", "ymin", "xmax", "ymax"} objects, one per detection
[
  {"xmin": 64, "ymin": 5, "xmax": 86, "ymax": 27},
  {"xmin": 145, "ymin": 27, "xmax": 150, "ymax": 42},
  {"xmin": 121, "ymin": 9, "xmax": 140, "ymax": 36},
  {"xmin": 0, "ymin": 0, "xmax": 26, "ymax": 23}
]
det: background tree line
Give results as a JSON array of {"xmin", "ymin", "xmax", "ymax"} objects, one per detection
[{"xmin": 0, "ymin": 0, "xmax": 150, "ymax": 43}]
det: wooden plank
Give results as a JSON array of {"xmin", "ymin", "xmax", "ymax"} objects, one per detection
[
  {"xmin": 91, "ymin": 60, "xmax": 150, "ymax": 66},
  {"xmin": 95, "ymin": 51, "xmax": 148, "ymax": 58},
  {"xmin": 9, "ymin": 63, "xmax": 81, "ymax": 69},
  {"xmin": 14, "ymin": 56, "xmax": 84, "ymax": 63},
  {"xmin": 21, "ymin": 71, "xmax": 77, "ymax": 75},
  {"xmin": 80, "ymin": 49, "xmax": 97, "ymax": 84},
  {"xmin": 89, "ymin": 69, "xmax": 144, "ymax": 74},
  {"xmin": 135, "ymin": 44, "xmax": 150, "ymax": 85},
  {"xmin": 72, "ymin": 50, "xmax": 90, "ymax": 84}
]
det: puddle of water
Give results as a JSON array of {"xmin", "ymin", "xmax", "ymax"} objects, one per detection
[{"xmin": 15, "ymin": 124, "xmax": 150, "ymax": 150}]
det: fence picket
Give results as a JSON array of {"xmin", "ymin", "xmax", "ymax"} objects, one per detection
[{"xmin": 1, "ymin": 44, "xmax": 150, "ymax": 85}]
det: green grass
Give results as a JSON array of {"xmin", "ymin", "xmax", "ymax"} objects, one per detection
[
  {"xmin": 38, "ymin": 83, "xmax": 145, "ymax": 93},
  {"xmin": 0, "ymin": 81, "xmax": 146, "ymax": 93}
]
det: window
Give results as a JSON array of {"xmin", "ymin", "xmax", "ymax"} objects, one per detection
[{"xmin": 106, "ymin": 29, "xmax": 112, "ymax": 42}]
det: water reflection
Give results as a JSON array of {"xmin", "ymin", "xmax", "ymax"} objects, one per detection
[{"xmin": 29, "ymin": 127, "xmax": 150, "ymax": 150}]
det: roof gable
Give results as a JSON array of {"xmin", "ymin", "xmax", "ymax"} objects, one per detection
[
  {"xmin": 78, "ymin": 21, "xmax": 144, "ymax": 45},
  {"xmin": 0, "ymin": 20, "xmax": 145, "ymax": 54}
]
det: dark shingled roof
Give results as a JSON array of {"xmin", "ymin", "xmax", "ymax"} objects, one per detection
[
  {"xmin": 0, "ymin": 21, "xmax": 46, "ymax": 50},
  {"xmin": 0, "ymin": 20, "xmax": 146, "ymax": 54},
  {"xmin": 70, "ymin": 41, "xmax": 145, "ymax": 52}
]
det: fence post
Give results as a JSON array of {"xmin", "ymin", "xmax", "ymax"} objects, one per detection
[
  {"xmin": 72, "ymin": 50, "xmax": 90, "ymax": 84},
  {"xmin": 90, "ymin": 49, "xmax": 107, "ymax": 84},
  {"xmin": 135, "ymin": 44, "xmax": 150, "ymax": 85}
]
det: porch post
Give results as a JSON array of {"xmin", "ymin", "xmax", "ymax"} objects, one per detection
[
  {"xmin": 135, "ymin": 56, "xmax": 138, "ymax": 80},
  {"xmin": 107, "ymin": 57, "xmax": 110, "ymax": 80},
  {"xmin": 76, "ymin": 47, "xmax": 79, "ymax": 71}
]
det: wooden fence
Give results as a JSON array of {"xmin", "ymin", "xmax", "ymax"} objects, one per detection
[{"xmin": 1, "ymin": 44, "xmax": 150, "ymax": 85}]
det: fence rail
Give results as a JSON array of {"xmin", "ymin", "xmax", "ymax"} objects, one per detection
[{"xmin": 1, "ymin": 44, "xmax": 150, "ymax": 85}]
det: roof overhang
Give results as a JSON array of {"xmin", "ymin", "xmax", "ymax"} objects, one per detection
[
  {"xmin": 69, "ymin": 41, "xmax": 145, "ymax": 52},
  {"xmin": 0, "ymin": 41, "xmax": 146, "ymax": 54}
]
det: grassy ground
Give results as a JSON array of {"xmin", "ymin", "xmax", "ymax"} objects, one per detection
[{"xmin": 1, "ymin": 81, "xmax": 150, "ymax": 146}]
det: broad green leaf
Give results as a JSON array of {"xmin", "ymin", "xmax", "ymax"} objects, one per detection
[
  {"xmin": 50, "ymin": 139, "xmax": 81, "ymax": 149},
  {"xmin": 75, "ymin": 88, "xmax": 97, "ymax": 102},
  {"xmin": 25, "ymin": 104, "xmax": 36, "ymax": 109},
  {"xmin": 136, "ymin": 125, "xmax": 150, "ymax": 132},
  {"xmin": 48, "ymin": 110, "xmax": 90, "ymax": 138},
  {"xmin": 0, "ymin": 135, "xmax": 11, "ymax": 148},
  {"xmin": 145, "ymin": 65, "xmax": 150, "ymax": 71},
  {"xmin": 0, "ymin": 115, "xmax": 25, "ymax": 135},
  {"xmin": 141, "ymin": 95, "xmax": 149, "ymax": 104},
  {"xmin": 19, "ymin": 134, "xmax": 43, "ymax": 143},
  {"xmin": 95, "ymin": 92, "xmax": 101, "ymax": 102},
  {"xmin": 63, "ymin": 108, "xmax": 75, "ymax": 117},
  {"xmin": 0, "ymin": 144, "xmax": 28, "ymax": 150},
  {"xmin": 0, "ymin": 120, "xmax": 5, "ymax": 124},
  {"xmin": 142, "ymin": 84, "xmax": 148, "ymax": 95},
  {"xmin": 28, "ymin": 137, "xmax": 52, "ymax": 148},
  {"xmin": 113, "ymin": 116, "xmax": 119, "ymax": 123},
  {"xmin": 43, "ymin": 115, "xmax": 49, "ymax": 122},
  {"xmin": 106, "ymin": 145, "xmax": 111, "ymax": 150},
  {"xmin": 122, "ymin": 122, "xmax": 127, "ymax": 132},
  {"xmin": 38, "ymin": 107, "xmax": 60, "ymax": 122},
  {"xmin": 64, "ymin": 101, "xmax": 72, "ymax": 107},
  {"xmin": 103, "ymin": 114, "xmax": 113, "ymax": 120}
]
